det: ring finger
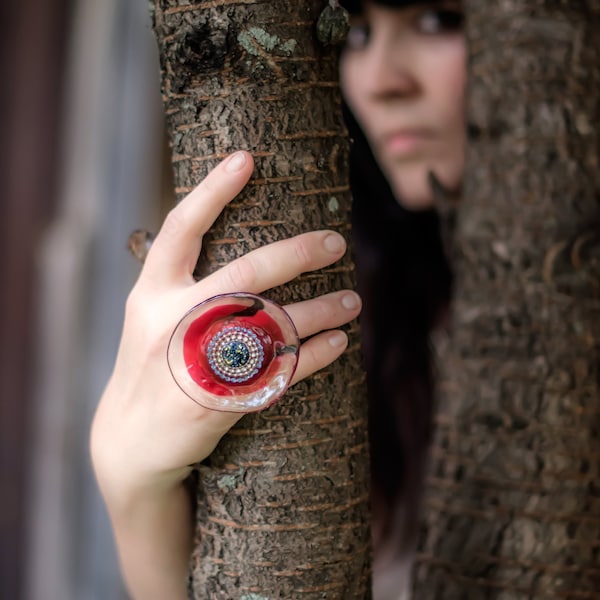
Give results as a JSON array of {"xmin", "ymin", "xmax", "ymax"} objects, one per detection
[{"xmin": 284, "ymin": 290, "xmax": 362, "ymax": 339}]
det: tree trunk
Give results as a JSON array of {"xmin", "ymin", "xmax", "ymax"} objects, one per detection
[
  {"xmin": 151, "ymin": 2, "xmax": 371, "ymax": 598},
  {"xmin": 414, "ymin": 1, "xmax": 600, "ymax": 598}
]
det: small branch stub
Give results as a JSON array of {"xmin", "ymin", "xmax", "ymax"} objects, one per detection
[{"xmin": 317, "ymin": 0, "xmax": 350, "ymax": 46}]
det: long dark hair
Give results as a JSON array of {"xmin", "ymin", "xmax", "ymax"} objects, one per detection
[{"xmin": 343, "ymin": 95, "xmax": 453, "ymax": 552}]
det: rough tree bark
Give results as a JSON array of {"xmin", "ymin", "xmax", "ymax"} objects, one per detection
[
  {"xmin": 151, "ymin": 1, "xmax": 371, "ymax": 598},
  {"xmin": 414, "ymin": 1, "xmax": 600, "ymax": 598}
]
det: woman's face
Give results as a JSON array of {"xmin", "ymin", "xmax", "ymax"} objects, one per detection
[{"xmin": 339, "ymin": 1, "xmax": 466, "ymax": 209}]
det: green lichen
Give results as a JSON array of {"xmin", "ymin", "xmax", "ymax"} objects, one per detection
[
  {"xmin": 279, "ymin": 39, "xmax": 297, "ymax": 56},
  {"xmin": 247, "ymin": 26, "xmax": 279, "ymax": 52},
  {"xmin": 217, "ymin": 467, "xmax": 246, "ymax": 492},
  {"xmin": 240, "ymin": 595, "xmax": 270, "ymax": 600},
  {"xmin": 217, "ymin": 475, "xmax": 238, "ymax": 491},
  {"xmin": 238, "ymin": 27, "xmax": 297, "ymax": 57},
  {"xmin": 173, "ymin": 132, "xmax": 184, "ymax": 149},
  {"xmin": 327, "ymin": 196, "xmax": 340, "ymax": 212}
]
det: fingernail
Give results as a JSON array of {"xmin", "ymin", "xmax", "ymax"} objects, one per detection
[
  {"xmin": 323, "ymin": 233, "xmax": 346, "ymax": 253},
  {"xmin": 225, "ymin": 151, "xmax": 247, "ymax": 172},
  {"xmin": 329, "ymin": 331, "xmax": 348, "ymax": 348},
  {"xmin": 341, "ymin": 292, "xmax": 360, "ymax": 310}
]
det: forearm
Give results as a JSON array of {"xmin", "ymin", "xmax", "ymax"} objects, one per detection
[{"xmin": 106, "ymin": 480, "xmax": 194, "ymax": 600}]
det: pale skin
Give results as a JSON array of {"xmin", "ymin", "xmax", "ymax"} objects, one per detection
[
  {"xmin": 92, "ymin": 3, "xmax": 466, "ymax": 598},
  {"xmin": 340, "ymin": 0, "xmax": 465, "ymax": 209},
  {"xmin": 90, "ymin": 151, "xmax": 362, "ymax": 599}
]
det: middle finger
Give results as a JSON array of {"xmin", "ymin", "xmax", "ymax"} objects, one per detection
[{"xmin": 195, "ymin": 230, "xmax": 347, "ymax": 298}]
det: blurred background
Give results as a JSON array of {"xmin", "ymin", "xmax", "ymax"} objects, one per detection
[{"xmin": 1, "ymin": 0, "xmax": 171, "ymax": 597}]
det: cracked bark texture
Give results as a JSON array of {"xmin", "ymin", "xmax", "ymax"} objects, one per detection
[
  {"xmin": 151, "ymin": 1, "xmax": 371, "ymax": 598},
  {"xmin": 413, "ymin": 1, "xmax": 600, "ymax": 598}
]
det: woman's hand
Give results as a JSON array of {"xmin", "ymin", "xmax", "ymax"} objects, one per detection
[
  {"xmin": 90, "ymin": 150, "xmax": 362, "ymax": 504},
  {"xmin": 90, "ymin": 151, "xmax": 361, "ymax": 599}
]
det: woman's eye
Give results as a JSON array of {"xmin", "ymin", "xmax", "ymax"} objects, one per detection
[
  {"xmin": 417, "ymin": 9, "xmax": 464, "ymax": 34},
  {"xmin": 345, "ymin": 23, "xmax": 370, "ymax": 49}
]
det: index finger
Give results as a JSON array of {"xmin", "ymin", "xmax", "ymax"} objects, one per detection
[{"xmin": 141, "ymin": 151, "xmax": 254, "ymax": 287}]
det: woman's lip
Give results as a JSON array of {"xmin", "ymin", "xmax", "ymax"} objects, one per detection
[{"xmin": 381, "ymin": 130, "xmax": 432, "ymax": 154}]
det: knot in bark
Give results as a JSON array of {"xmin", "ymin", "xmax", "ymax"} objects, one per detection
[{"xmin": 177, "ymin": 21, "xmax": 231, "ymax": 75}]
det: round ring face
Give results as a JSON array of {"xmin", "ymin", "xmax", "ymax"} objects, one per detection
[{"xmin": 167, "ymin": 293, "xmax": 300, "ymax": 412}]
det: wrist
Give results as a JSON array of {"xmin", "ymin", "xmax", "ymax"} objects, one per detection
[
  {"xmin": 90, "ymin": 392, "xmax": 194, "ymax": 508},
  {"xmin": 104, "ymin": 476, "xmax": 194, "ymax": 600},
  {"xmin": 95, "ymin": 462, "xmax": 193, "ymax": 517}
]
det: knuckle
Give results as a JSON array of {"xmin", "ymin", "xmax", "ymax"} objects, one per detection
[
  {"xmin": 304, "ymin": 343, "xmax": 320, "ymax": 366},
  {"xmin": 225, "ymin": 256, "xmax": 257, "ymax": 290},
  {"xmin": 160, "ymin": 206, "xmax": 187, "ymax": 242},
  {"xmin": 292, "ymin": 235, "xmax": 313, "ymax": 271},
  {"xmin": 198, "ymin": 173, "xmax": 217, "ymax": 198},
  {"xmin": 316, "ymin": 296, "xmax": 334, "ymax": 319},
  {"xmin": 307, "ymin": 297, "xmax": 331, "ymax": 325},
  {"xmin": 300, "ymin": 341, "xmax": 323, "ymax": 374}
]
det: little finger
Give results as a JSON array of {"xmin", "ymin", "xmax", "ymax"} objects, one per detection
[{"xmin": 290, "ymin": 330, "xmax": 349, "ymax": 386}]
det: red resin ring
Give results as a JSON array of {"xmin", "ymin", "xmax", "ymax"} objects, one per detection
[{"xmin": 167, "ymin": 293, "xmax": 300, "ymax": 412}]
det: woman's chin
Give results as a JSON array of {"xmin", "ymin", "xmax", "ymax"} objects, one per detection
[
  {"xmin": 388, "ymin": 166, "xmax": 461, "ymax": 211},
  {"xmin": 389, "ymin": 177, "xmax": 435, "ymax": 211}
]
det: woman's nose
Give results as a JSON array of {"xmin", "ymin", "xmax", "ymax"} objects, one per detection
[{"xmin": 363, "ymin": 39, "xmax": 419, "ymax": 100}]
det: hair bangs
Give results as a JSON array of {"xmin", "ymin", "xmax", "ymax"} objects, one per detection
[{"xmin": 340, "ymin": 0, "xmax": 441, "ymax": 15}]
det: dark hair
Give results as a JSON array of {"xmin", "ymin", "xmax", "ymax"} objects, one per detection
[
  {"xmin": 344, "ymin": 100, "xmax": 453, "ymax": 552},
  {"xmin": 341, "ymin": 0, "xmax": 445, "ymax": 15}
]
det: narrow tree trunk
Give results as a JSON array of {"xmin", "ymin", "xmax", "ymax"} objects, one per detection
[
  {"xmin": 414, "ymin": 1, "xmax": 600, "ymax": 597},
  {"xmin": 152, "ymin": 2, "xmax": 371, "ymax": 598}
]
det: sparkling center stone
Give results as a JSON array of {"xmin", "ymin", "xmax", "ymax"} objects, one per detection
[
  {"xmin": 206, "ymin": 325, "xmax": 265, "ymax": 384},
  {"xmin": 221, "ymin": 341, "xmax": 250, "ymax": 368}
]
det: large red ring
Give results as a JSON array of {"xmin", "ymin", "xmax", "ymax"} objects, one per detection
[{"xmin": 167, "ymin": 293, "xmax": 300, "ymax": 412}]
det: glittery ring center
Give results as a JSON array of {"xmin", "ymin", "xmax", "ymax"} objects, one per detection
[{"xmin": 207, "ymin": 325, "xmax": 265, "ymax": 384}]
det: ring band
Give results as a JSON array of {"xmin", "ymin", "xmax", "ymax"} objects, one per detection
[{"xmin": 167, "ymin": 293, "xmax": 299, "ymax": 412}]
